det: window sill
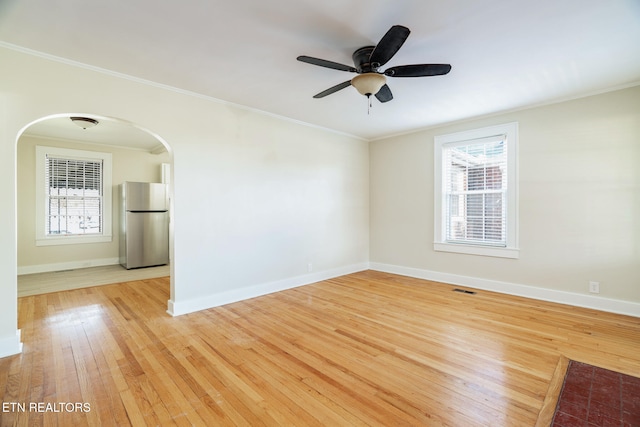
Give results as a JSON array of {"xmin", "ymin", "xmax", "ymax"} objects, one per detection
[
  {"xmin": 433, "ymin": 242, "xmax": 519, "ymax": 259},
  {"xmin": 36, "ymin": 235, "xmax": 112, "ymax": 246}
]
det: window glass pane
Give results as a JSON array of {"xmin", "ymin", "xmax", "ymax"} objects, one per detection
[
  {"xmin": 443, "ymin": 137, "xmax": 507, "ymax": 246},
  {"xmin": 45, "ymin": 155, "xmax": 103, "ymax": 237},
  {"xmin": 468, "ymin": 167, "xmax": 485, "ymax": 191}
]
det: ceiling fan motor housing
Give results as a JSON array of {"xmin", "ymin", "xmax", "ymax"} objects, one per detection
[{"xmin": 352, "ymin": 46, "xmax": 377, "ymax": 72}]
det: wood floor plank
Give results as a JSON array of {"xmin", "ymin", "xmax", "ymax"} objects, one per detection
[
  {"xmin": 2, "ymin": 270, "xmax": 640, "ymax": 426},
  {"xmin": 218, "ymin": 304, "xmax": 421, "ymax": 425},
  {"xmin": 534, "ymin": 355, "xmax": 569, "ymax": 427}
]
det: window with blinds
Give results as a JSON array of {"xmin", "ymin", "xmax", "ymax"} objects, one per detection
[
  {"xmin": 443, "ymin": 136, "xmax": 507, "ymax": 246},
  {"xmin": 434, "ymin": 122, "xmax": 518, "ymax": 258},
  {"xmin": 36, "ymin": 146, "xmax": 113, "ymax": 246},
  {"xmin": 45, "ymin": 156, "xmax": 103, "ymax": 236}
]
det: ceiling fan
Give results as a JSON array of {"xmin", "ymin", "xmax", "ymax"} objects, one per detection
[{"xmin": 297, "ymin": 25, "xmax": 451, "ymax": 104}]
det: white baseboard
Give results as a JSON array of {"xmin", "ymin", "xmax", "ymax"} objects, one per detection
[
  {"xmin": 369, "ymin": 262, "xmax": 640, "ymax": 318},
  {"xmin": 162, "ymin": 259, "xmax": 640, "ymax": 318},
  {"xmin": 18, "ymin": 258, "xmax": 120, "ymax": 275},
  {"xmin": 0, "ymin": 330, "xmax": 22, "ymax": 359},
  {"xmin": 167, "ymin": 262, "xmax": 369, "ymax": 316}
]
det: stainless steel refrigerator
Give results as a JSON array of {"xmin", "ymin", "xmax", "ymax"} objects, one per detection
[{"xmin": 119, "ymin": 182, "xmax": 169, "ymax": 269}]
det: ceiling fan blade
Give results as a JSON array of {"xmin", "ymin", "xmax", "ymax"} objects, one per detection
[
  {"xmin": 369, "ymin": 25, "xmax": 410, "ymax": 68},
  {"xmin": 297, "ymin": 56, "xmax": 357, "ymax": 72},
  {"xmin": 313, "ymin": 80, "xmax": 352, "ymax": 98},
  {"xmin": 375, "ymin": 84, "xmax": 393, "ymax": 103},
  {"xmin": 384, "ymin": 64, "xmax": 452, "ymax": 77}
]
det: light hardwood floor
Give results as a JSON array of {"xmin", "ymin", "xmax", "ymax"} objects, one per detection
[{"xmin": 2, "ymin": 270, "xmax": 639, "ymax": 426}]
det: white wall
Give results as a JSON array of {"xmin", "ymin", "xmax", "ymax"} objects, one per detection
[
  {"xmin": 0, "ymin": 46, "xmax": 369, "ymax": 357},
  {"xmin": 3, "ymin": 43, "xmax": 636, "ymax": 359},
  {"xmin": 17, "ymin": 135, "xmax": 171, "ymax": 273},
  {"xmin": 370, "ymin": 86, "xmax": 640, "ymax": 311}
]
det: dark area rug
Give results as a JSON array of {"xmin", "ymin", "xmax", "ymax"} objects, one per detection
[{"xmin": 552, "ymin": 360, "xmax": 640, "ymax": 426}]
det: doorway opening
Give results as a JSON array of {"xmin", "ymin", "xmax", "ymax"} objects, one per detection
[{"xmin": 16, "ymin": 113, "xmax": 175, "ymax": 303}]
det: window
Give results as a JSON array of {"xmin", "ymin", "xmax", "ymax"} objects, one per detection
[
  {"xmin": 36, "ymin": 146, "xmax": 112, "ymax": 246},
  {"xmin": 434, "ymin": 123, "xmax": 518, "ymax": 258}
]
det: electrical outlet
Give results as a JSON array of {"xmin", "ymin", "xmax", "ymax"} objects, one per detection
[
  {"xmin": 589, "ymin": 281, "xmax": 600, "ymax": 294},
  {"xmin": 307, "ymin": 263, "xmax": 313, "ymax": 273}
]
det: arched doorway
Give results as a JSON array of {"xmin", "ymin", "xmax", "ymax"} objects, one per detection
[{"xmin": 15, "ymin": 113, "xmax": 174, "ymax": 302}]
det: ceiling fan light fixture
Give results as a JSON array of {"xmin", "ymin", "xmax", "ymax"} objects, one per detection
[
  {"xmin": 351, "ymin": 73, "xmax": 386, "ymax": 97},
  {"xmin": 298, "ymin": 25, "xmax": 450, "ymax": 103},
  {"xmin": 70, "ymin": 116, "xmax": 99, "ymax": 129}
]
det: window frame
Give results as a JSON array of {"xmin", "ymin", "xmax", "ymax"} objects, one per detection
[
  {"xmin": 35, "ymin": 146, "xmax": 113, "ymax": 246},
  {"xmin": 434, "ymin": 122, "xmax": 519, "ymax": 259}
]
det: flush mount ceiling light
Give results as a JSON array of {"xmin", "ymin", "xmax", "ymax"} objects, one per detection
[{"xmin": 70, "ymin": 116, "xmax": 99, "ymax": 129}]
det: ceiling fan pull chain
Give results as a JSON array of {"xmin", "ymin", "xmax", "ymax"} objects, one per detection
[{"xmin": 368, "ymin": 95, "xmax": 372, "ymax": 115}]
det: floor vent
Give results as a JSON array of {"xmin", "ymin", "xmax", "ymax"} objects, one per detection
[{"xmin": 453, "ymin": 288, "xmax": 477, "ymax": 295}]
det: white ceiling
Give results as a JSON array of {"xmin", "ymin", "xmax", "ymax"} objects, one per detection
[
  {"xmin": 1, "ymin": 0, "xmax": 639, "ymax": 142},
  {"xmin": 23, "ymin": 115, "xmax": 167, "ymax": 153}
]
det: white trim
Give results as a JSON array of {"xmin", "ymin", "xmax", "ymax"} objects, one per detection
[
  {"xmin": 433, "ymin": 242, "xmax": 519, "ymax": 259},
  {"xmin": 167, "ymin": 262, "xmax": 369, "ymax": 316},
  {"xmin": 369, "ymin": 262, "xmax": 640, "ymax": 318},
  {"xmin": 3, "ymin": 42, "xmax": 638, "ymax": 145},
  {"xmin": 36, "ymin": 235, "xmax": 113, "ymax": 246},
  {"xmin": 0, "ymin": 330, "xmax": 23, "ymax": 359},
  {"xmin": 0, "ymin": 42, "xmax": 364, "ymax": 142},
  {"xmin": 368, "ymin": 82, "xmax": 640, "ymax": 142},
  {"xmin": 18, "ymin": 257, "xmax": 120, "ymax": 275}
]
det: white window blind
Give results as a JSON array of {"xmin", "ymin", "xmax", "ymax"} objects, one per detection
[
  {"xmin": 45, "ymin": 156, "xmax": 104, "ymax": 236},
  {"xmin": 443, "ymin": 135, "xmax": 507, "ymax": 246}
]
